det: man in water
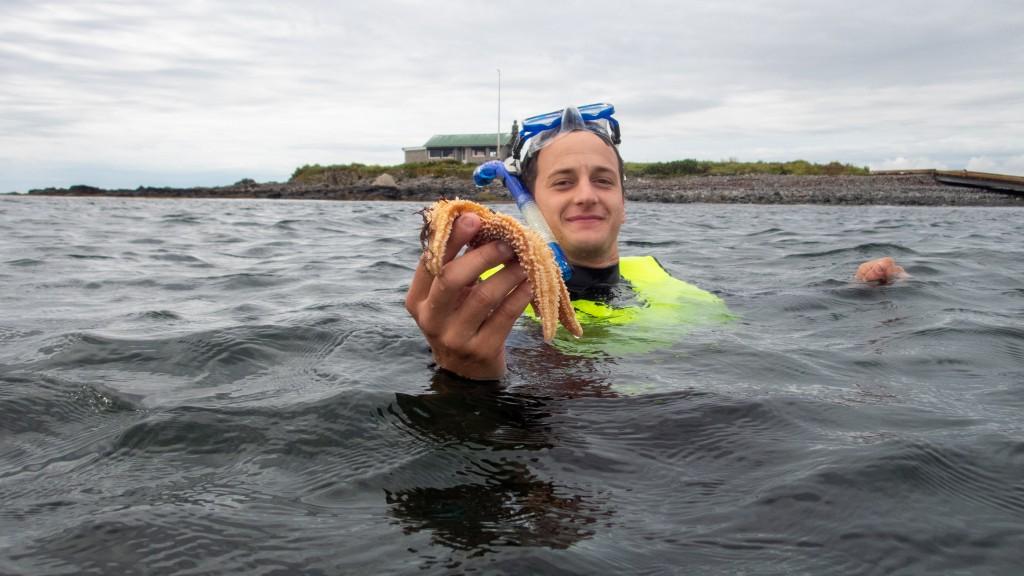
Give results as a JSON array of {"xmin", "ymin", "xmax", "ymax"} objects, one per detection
[{"xmin": 405, "ymin": 108, "xmax": 905, "ymax": 380}]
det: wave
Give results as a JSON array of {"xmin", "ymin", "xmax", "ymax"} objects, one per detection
[
  {"xmin": 783, "ymin": 242, "xmax": 918, "ymax": 259},
  {"xmin": 32, "ymin": 323, "xmax": 354, "ymax": 386}
]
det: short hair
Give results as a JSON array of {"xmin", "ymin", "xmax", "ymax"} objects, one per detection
[{"xmin": 520, "ymin": 129, "xmax": 626, "ymax": 194}]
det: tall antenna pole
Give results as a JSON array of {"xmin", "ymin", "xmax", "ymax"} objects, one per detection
[{"xmin": 497, "ymin": 68, "xmax": 501, "ymax": 157}]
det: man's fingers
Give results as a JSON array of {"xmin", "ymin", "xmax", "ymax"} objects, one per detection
[
  {"xmin": 479, "ymin": 277, "xmax": 534, "ymax": 344},
  {"xmin": 408, "ymin": 213, "xmax": 484, "ymax": 314},
  {"xmin": 406, "ymin": 259, "xmax": 434, "ymax": 313},
  {"xmin": 442, "ymin": 213, "xmax": 482, "ymax": 265},
  {"xmin": 428, "ymin": 241, "xmax": 514, "ymax": 311},
  {"xmin": 450, "ymin": 262, "xmax": 528, "ymax": 342}
]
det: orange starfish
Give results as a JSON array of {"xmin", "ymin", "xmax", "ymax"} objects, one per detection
[{"xmin": 421, "ymin": 199, "xmax": 583, "ymax": 341}]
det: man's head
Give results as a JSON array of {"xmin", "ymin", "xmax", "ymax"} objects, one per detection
[{"xmin": 520, "ymin": 130, "xmax": 625, "ymax": 268}]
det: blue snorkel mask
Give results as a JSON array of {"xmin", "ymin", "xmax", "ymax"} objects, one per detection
[
  {"xmin": 511, "ymin": 102, "xmax": 621, "ymax": 172},
  {"xmin": 473, "ymin": 103, "xmax": 622, "ymax": 282}
]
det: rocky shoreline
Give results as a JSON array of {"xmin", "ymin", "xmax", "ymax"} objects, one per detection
[{"xmin": 26, "ymin": 173, "xmax": 1024, "ymax": 206}]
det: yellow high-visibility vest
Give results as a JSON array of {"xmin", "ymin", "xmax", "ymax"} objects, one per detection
[{"xmin": 487, "ymin": 255, "xmax": 731, "ymax": 355}]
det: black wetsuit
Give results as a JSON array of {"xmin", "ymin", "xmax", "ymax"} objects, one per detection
[{"xmin": 565, "ymin": 263, "xmax": 622, "ymax": 302}]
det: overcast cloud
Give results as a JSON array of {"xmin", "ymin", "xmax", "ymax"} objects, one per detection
[{"xmin": 1, "ymin": 0, "xmax": 1022, "ymax": 191}]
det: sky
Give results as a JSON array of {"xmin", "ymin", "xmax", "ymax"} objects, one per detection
[{"xmin": 2, "ymin": 0, "xmax": 1023, "ymax": 192}]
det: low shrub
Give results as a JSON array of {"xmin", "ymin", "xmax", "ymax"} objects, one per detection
[{"xmin": 290, "ymin": 158, "xmax": 869, "ymax": 184}]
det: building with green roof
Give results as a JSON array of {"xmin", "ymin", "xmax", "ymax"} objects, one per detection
[{"xmin": 403, "ymin": 131, "xmax": 513, "ymax": 165}]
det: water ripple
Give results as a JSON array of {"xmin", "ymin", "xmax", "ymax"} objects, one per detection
[{"xmin": 1, "ymin": 198, "xmax": 1022, "ymax": 573}]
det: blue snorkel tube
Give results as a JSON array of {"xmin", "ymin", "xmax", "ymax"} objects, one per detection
[{"xmin": 473, "ymin": 161, "xmax": 573, "ymax": 281}]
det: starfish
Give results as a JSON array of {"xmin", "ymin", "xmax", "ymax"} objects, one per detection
[{"xmin": 420, "ymin": 199, "xmax": 583, "ymax": 341}]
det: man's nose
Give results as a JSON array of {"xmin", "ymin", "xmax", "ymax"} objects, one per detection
[{"xmin": 572, "ymin": 180, "xmax": 599, "ymax": 204}]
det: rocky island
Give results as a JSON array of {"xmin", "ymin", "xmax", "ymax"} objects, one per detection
[{"xmin": 26, "ymin": 160, "xmax": 1024, "ymax": 206}]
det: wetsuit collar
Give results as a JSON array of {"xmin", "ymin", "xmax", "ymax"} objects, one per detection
[{"xmin": 566, "ymin": 261, "xmax": 620, "ymax": 302}]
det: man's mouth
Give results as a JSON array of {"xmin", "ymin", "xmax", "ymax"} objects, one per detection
[{"xmin": 566, "ymin": 214, "xmax": 605, "ymax": 222}]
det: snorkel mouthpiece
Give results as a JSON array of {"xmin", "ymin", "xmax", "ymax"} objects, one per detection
[{"xmin": 473, "ymin": 160, "xmax": 573, "ymax": 281}]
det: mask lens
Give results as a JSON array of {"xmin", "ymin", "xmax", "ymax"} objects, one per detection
[
  {"xmin": 578, "ymin": 102, "xmax": 615, "ymax": 122},
  {"xmin": 522, "ymin": 109, "xmax": 564, "ymax": 136}
]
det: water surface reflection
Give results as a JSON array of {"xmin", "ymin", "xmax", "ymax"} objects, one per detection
[{"xmin": 386, "ymin": 368, "xmax": 615, "ymax": 554}]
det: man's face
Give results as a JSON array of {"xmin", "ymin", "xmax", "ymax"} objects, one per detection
[{"xmin": 531, "ymin": 131, "xmax": 625, "ymax": 268}]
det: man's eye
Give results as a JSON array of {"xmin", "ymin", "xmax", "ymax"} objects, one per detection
[{"xmin": 553, "ymin": 179, "xmax": 572, "ymax": 188}]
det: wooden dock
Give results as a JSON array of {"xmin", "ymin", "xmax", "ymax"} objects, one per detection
[{"xmin": 870, "ymin": 169, "xmax": 1024, "ymax": 194}]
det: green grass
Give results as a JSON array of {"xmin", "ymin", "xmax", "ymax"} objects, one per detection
[
  {"xmin": 290, "ymin": 160, "xmax": 475, "ymax": 183},
  {"xmin": 624, "ymin": 159, "xmax": 869, "ymax": 177},
  {"xmin": 290, "ymin": 159, "xmax": 869, "ymax": 184}
]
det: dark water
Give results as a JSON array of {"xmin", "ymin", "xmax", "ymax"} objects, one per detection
[{"xmin": 1, "ymin": 196, "xmax": 1023, "ymax": 575}]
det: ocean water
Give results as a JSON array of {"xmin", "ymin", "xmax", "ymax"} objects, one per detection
[{"xmin": 1, "ymin": 196, "xmax": 1022, "ymax": 575}]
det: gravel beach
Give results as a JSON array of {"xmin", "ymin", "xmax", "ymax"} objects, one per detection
[{"xmin": 26, "ymin": 173, "xmax": 1024, "ymax": 206}]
